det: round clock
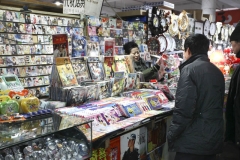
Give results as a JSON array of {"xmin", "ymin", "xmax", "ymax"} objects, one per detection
[
  {"xmin": 164, "ymin": 33, "xmax": 172, "ymax": 51},
  {"xmin": 169, "ymin": 17, "xmax": 179, "ymax": 36},
  {"xmin": 153, "ymin": 15, "xmax": 159, "ymax": 28},
  {"xmin": 203, "ymin": 20, "xmax": 210, "ymax": 37},
  {"xmin": 147, "ymin": 37, "xmax": 160, "ymax": 55},
  {"xmin": 209, "ymin": 22, "xmax": 216, "ymax": 36},
  {"xmin": 158, "ymin": 35, "xmax": 168, "ymax": 53},
  {"xmin": 178, "ymin": 10, "xmax": 189, "ymax": 32},
  {"xmin": 161, "ymin": 18, "xmax": 167, "ymax": 28}
]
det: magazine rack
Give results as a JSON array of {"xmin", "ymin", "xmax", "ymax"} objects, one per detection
[{"xmin": 0, "ymin": 113, "xmax": 92, "ymax": 159}]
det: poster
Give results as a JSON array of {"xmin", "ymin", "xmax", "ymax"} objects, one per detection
[
  {"xmin": 84, "ymin": 0, "xmax": 103, "ymax": 17},
  {"xmin": 63, "ymin": 0, "xmax": 85, "ymax": 14}
]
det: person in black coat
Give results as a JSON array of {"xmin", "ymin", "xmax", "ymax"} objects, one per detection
[
  {"xmin": 167, "ymin": 34, "xmax": 225, "ymax": 160},
  {"xmin": 225, "ymin": 22, "xmax": 240, "ymax": 157}
]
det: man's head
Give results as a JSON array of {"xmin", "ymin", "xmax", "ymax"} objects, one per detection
[
  {"xmin": 123, "ymin": 42, "xmax": 140, "ymax": 61},
  {"xmin": 230, "ymin": 22, "xmax": 240, "ymax": 58},
  {"xmin": 127, "ymin": 134, "xmax": 136, "ymax": 148},
  {"xmin": 184, "ymin": 34, "xmax": 209, "ymax": 61}
]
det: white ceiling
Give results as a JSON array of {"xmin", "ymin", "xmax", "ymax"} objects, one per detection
[{"xmin": 102, "ymin": 0, "xmax": 240, "ymax": 16}]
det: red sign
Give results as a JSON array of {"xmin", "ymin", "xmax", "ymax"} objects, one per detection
[{"xmin": 216, "ymin": 9, "xmax": 240, "ymax": 25}]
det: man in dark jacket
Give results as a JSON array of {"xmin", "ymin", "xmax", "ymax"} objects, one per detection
[
  {"xmin": 225, "ymin": 22, "xmax": 240, "ymax": 157},
  {"xmin": 167, "ymin": 34, "xmax": 225, "ymax": 160},
  {"xmin": 123, "ymin": 42, "xmax": 164, "ymax": 82}
]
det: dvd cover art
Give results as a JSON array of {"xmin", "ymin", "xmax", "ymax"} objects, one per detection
[
  {"xmin": 109, "ymin": 18, "xmax": 116, "ymax": 28},
  {"xmin": 72, "ymin": 35, "xmax": 86, "ymax": 57},
  {"xmin": 128, "ymin": 30, "xmax": 134, "ymax": 41},
  {"xmin": 87, "ymin": 37, "xmax": 100, "ymax": 57},
  {"xmin": 123, "ymin": 21, "xmax": 128, "ymax": 29},
  {"xmin": 6, "ymin": 22, "xmax": 14, "ymax": 32},
  {"xmin": 88, "ymin": 16, "xmax": 100, "ymax": 27},
  {"xmin": 104, "ymin": 38, "xmax": 114, "ymax": 56},
  {"xmin": 98, "ymin": 81, "xmax": 110, "ymax": 99},
  {"xmin": 104, "ymin": 57, "xmax": 115, "ymax": 78},
  {"xmin": 120, "ymin": 127, "xmax": 147, "ymax": 160},
  {"xmin": 44, "ymin": 35, "xmax": 53, "ymax": 44},
  {"xmin": 53, "ymin": 34, "xmax": 69, "ymax": 58},
  {"xmin": 0, "ymin": 45, "xmax": 5, "ymax": 55},
  {"xmin": 67, "ymin": 87, "xmax": 86, "ymax": 106},
  {"xmin": 106, "ymin": 137, "xmax": 121, "ymax": 160},
  {"xmin": 0, "ymin": 10, "xmax": 4, "ymax": 21},
  {"xmin": 114, "ymin": 46, "xmax": 123, "ymax": 55},
  {"xmin": 122, "ymin": 29, "xmax": 128, "ymax": 38},
  {"xmin": 88, "ymin": 26, "xmax": 97, "ymax": 36},
  {"xmin": 56, "ymin": 57, "xmax": 78, "ymax": 87},
  {"xmin": 25, "ymin": 14, "xmax": 31, "ymax": 24},
  {"xmin": 115, "ymin": 29, "xmax": 123, "ymax": 37},
  {"xmin": 114, "ymin": 56, "xmax": 129, "ymax": 73},
  {"xmin": 115, "ymin": 37, "xmax": 123, "ymax": 46},
  {"xmin": 72, "ymin": 19, "xmax": 81, "ymax": 27},
  {"xmin": 0, "ymin": 22, "xmax": 6, "ymax": 32},
  {"xmin": 116, "ymin": 19, "xmax": 123, "ymax": 29},
  {"xmin": 56, "ymin": 26, "xmax": 64, "ymax": 34},
  {"xmin": 85, "ymin": 85, "xmax": 99, "ymax": 102},
  {"xmin": 87, "ymin": 57, "xmax": 105, "ymax": 81},
  {"xmin": 0, "ymin": 57, "xmax": 5, "ymax": 66},
  {"xmin": 128, "ymin": 22, "xmax": 133, "ymax": 30},
  {"xmin": 110, "ymin": 29, "xmax": 116, "ymax": 38},
  {"xmin": 10, "ymin": 12, "xmax": 20, "ymax": 22},
  {"xmin": 15, "ymin": 34, "xmax": 33, "ymax": 44},
  {"xmin": 100, "ymin": 17, "xmax": 109, "ymax": 28},
  {"xmin": 71, "ymin": 57, "xmax": 91, "ymax": 83}
]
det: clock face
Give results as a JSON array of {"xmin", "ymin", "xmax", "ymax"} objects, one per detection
[
  {"xmin": 153, "ymin": 16, "xmax": 159, "ymax": 28},
  {"xmin": 161, "ymin": 18, "xmax": 167, "ymax": 28},
  {"xmin": 158, "ymin": 35, "xmax": 167, "ymax": 53},
  {"xmin": 147, "ymin": 37, "xmax": 160, "ymax": 54},
  {"xmin": 209, "ymin": 22, "xmax": 216, "ymax": 36},
  {"xmin": 203, "ymin": 20, "xmax": 210, "ymax": 36}
]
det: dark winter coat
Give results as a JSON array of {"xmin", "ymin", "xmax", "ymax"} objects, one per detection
[
  {"xmin": 225, "ymin": 63, "xmax": 240, "ymax": 147},
  {"xmin": 167, "ymin": 54, "xmax": 225, "ymax": 155},
  {"xmin": 134, "ymin": 58, "xmax": 160, "ymax": 82}
]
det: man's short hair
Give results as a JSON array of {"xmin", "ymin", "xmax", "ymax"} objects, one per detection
[
  {"xmin": 184, "ymin": 34, "xmax": 210, "ymax": 55},
  {"xmin": 230, "ymin": 22, "xmax": 240, "ymax": 42},
  {"xmin": 123, "ymin": 42, "xmax": 138, "ymax": 55}
]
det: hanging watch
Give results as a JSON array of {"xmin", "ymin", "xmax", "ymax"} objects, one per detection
[
  {"xmin": 203, "ymin": 20, "xmax": 210, "ymax": 37},
  {"xmin": 158, "ymin": 35, "xmax": 168, "ymax": 53},
  {"xmin": 209, "ymin": 22, "xmax": 216, "ymax": 36},
  {"xmin": 147, "ymin": 37, "xmax": 160, "ymax": 55}
]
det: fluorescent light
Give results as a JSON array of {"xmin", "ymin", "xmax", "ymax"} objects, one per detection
[{"xmin": 54, "ymin": 0, "xmax": 63, "ymax": 6}]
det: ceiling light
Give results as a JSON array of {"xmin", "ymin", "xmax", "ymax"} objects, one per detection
[{"xmin": 54, "ymin": 0, "xmax": 63, "ymax": 6}]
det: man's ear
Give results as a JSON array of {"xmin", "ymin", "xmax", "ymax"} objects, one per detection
[{"xmin": 186, "ymin": 48, "xmax": 192, "ymax": 57}]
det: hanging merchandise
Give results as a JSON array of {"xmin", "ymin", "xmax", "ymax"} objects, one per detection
[
  {"xmin": 168, "ymin": 13, "xmax": 179, "ymax": 37},
  {"xmin": 209, "ymin": 22, "xmax": 217, "ymax": 36},
  {"xmin": 203, "ymin": 19, "xmax": 210, "ymax": 38},
  {"xmin": 147, "ymin": 37, "xmax": 160, "ymax": 55},
  {"xmin": 194, "ymin": 21, "xmax": 204, "ymax": 34},
  {"xmin": 178, "ymin": 10, "xmax": 189, "ymax": 32},
  {"xmin": 158, "ymin": 35, "xmax": 168, "ymax": 53},
  {"xmin": 149, "ymin": 7, "xmax": 170, "ymax": 36}
]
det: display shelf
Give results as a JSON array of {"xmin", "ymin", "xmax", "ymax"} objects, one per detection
[
  {"xmin": 92, "ymin": 109, "xmax": 173, "ymax": 149},
  {"xmin": 0, "ymin": 113, "xmax": 92, "ymax": 151}
]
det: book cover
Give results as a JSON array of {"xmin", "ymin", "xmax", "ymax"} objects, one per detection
[
  {"xmin": 116, "ymin": 19, "xmax": 123, "ymax": 29},
  {"xmin": 106, "ymin": 137, "xmax": 121, "ymax": 160},
  {"xmin": 114, "ymin": 56, "xmax": 129, "ymax": 73},
  {"xmin": 56, "ymin": 57, "xmax": 78, "ymax": 87},
  {"xmin": 121, "ymin": 102, "xmax": 142, "ymax": 117},
  {"xmin": 143, "ymin": 95, "xmax": 162, "ymax": 110},
  {"xmin": 104, "ymin": 38, "xmax": 114, "ymax": 56},
  {"xmin": 104, "ymin": 57, "xmax": 115, "ymax": 77},
  {"xmin": 120, "ymin": 127, "xmax": 147, "ymax": 160},
  {"xmin": 87, "ymin": 57, "xmax": 105, "ymax": 81},
  {"xmin": 71, "ymin": 57, "xmax": 91, "ymax": 83}
]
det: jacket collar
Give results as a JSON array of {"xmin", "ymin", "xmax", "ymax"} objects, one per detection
[{"xmin": 179, "ymin": 54, "xmax": 210, "ymax": 71}]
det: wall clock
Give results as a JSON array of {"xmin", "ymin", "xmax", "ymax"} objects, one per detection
[
  {"xmin": 209, "ymin": 22, "xmax": 216, "ymax": 36},
  {"xmin": 203, "ymin": 20, "xmax": 210, "ymax": 37},
  {"xmin": 158, "ymin": 35, "xmax": 168, "ymax": 53},
  {"xmin": 194, "ymin": 21, "xmax": 203, "ymax": 34},
  {"xmin": 147, "ymin": 37, "xmax": 160, "ymax": 55},
  {"xmin": 169, "ymin": 14, "xmax": 179, "ymax": 37},
  {"xmin": 178, "ymin": 10, "xmax": 189, "ymax": 32}
]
